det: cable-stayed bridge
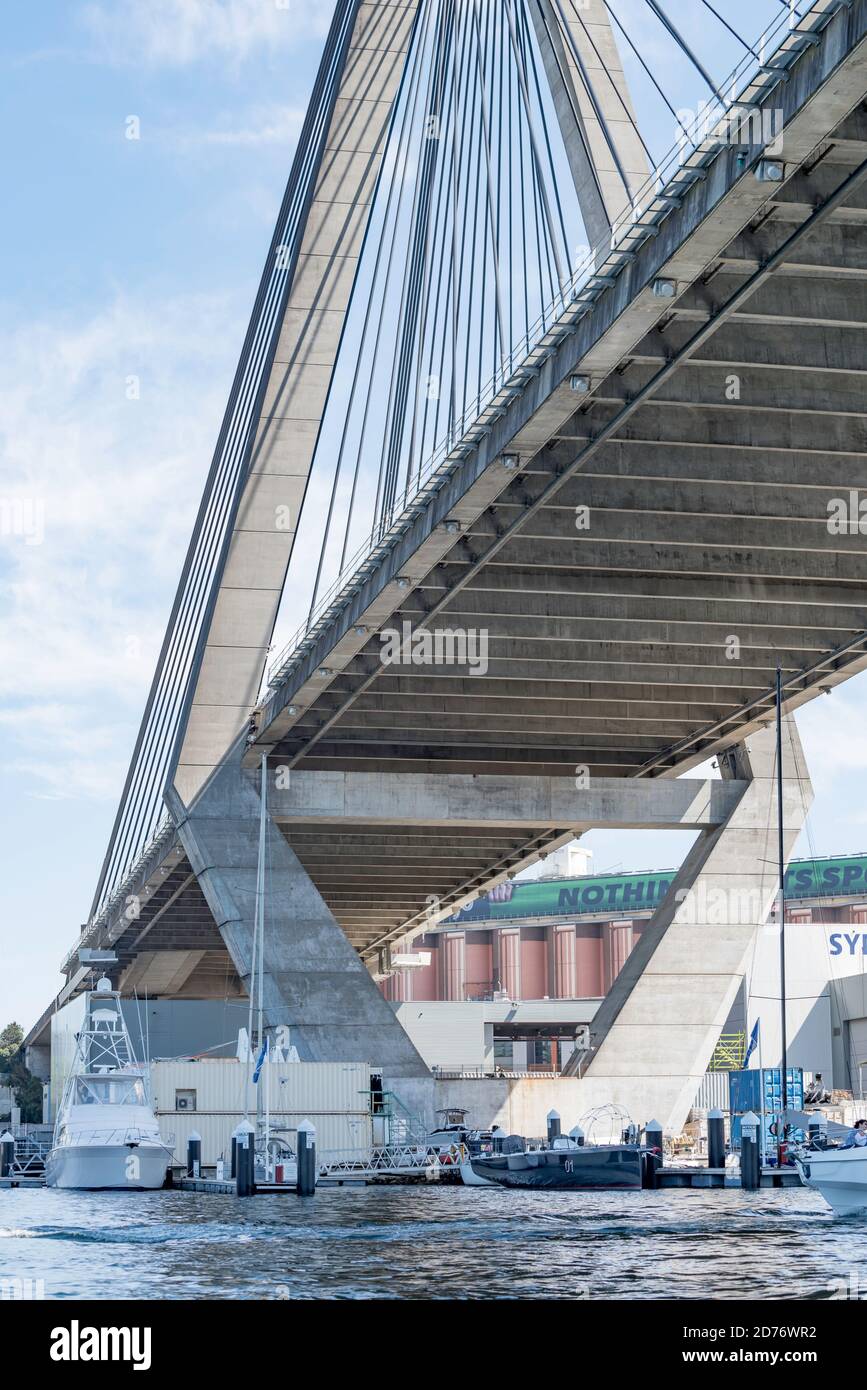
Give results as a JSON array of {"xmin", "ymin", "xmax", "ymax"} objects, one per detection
[{"xmin": 39, "ymin": 0, "xmax": 867, "ymax": 1129}]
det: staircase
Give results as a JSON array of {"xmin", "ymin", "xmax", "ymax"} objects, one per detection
[{"xmin": 377, "ymin": 1090, "xmax": 429, "ymax": 1147}]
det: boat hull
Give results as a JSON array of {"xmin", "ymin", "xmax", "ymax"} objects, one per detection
[
  {"xmin": 45, "ymin": 1142, "xmax": 171, "ymax": 1191},
  {"xmin": 797, "ymin": 1148, "xmax": 867, "ymax": 1214},
  {"xmin": 467, "ymin": 1146, "xmax": 643, "ymax": 1190},
  {"xmin": 460, "ymin": 1159, "xmax": 498, "ymax": 1186}
]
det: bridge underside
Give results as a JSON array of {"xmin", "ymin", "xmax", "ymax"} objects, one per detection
[{"xmin": 259, "ymin": 110, "xmax": 867, "ymax": 795}]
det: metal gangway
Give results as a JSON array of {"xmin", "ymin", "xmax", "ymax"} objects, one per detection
[{"xmin": 319, "ymin": 1142, "xmax": 461, "ymax": 1182}]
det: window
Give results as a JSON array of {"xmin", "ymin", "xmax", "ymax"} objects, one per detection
[
  {"xmin": 532, "ymin": 1039, "xmax": 552, "ymax": 1067},
  {"xmin": 73, "ymin": 1077, "xmax": 146, "ymax": 1106}
]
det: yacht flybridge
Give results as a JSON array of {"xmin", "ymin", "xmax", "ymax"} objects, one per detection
[{"xmin": 45, "ymin": 979, "xmax": 173, "ymax": 1190}]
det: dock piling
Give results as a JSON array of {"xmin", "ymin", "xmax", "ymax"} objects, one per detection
[
  {"xmin": 186, "ymin": 1131, "xmax": 202, "ymax": 1178},
  {"xmin": 235, "ymin": 1120, "xmax": 255, "ymax": 1197},
  {"xmin": 230, "ymin": 1123, "xmax": 242, "ymax": 1179},
  {"xmin": 297, "ymin": 1118, "xmax": 316, "ymax": 1196},
  {"xmin": 546, "ymin": 1110, "xmax": 561, "ymax": 1146},
  {"xmin": 707, "ymin": 1108, "xmax": 725, "ymax": 1170},
  {"xmin": 0, "ymin": 1132, "xmax": 13, "ymax": 1179},
  {"xmin": 740, "ymin": 1111, "xmax": 760, "ymax": 1190},
  {"xmin": 642, "ymin": 1119, "xmax": 663, "ymax": 1189}
]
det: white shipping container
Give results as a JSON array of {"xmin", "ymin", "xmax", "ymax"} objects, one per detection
[
  {"xmin": 151, "ymin": 1060, "xmax": 373, "ymax": 1165},
  {"xmin": 151, "ymin": 1059, "xmax": 372, "ymax": 1115},
  {"xmin": 692, "ymin": 1071, "xmax": 731, "ymax": 1112}
]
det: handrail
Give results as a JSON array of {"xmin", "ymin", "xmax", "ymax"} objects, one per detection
[
  {"xmin": 319, "ymin": 1143, "xmax": 457, "ymax": 1176},
  {"xmin": 54, "ymin": 1127, "xmax": 173, "ymax": 1148}
]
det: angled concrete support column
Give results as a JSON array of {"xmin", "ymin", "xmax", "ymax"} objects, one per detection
[
  {"xmin": 572, "ymin": 718, "xmax": 812, "ymax": 1133},
  {"xmin": 166, "ymin": 749, "xmax": 431, "ymax": 1093}
]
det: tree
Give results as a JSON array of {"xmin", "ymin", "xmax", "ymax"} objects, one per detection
[
  {"xmin": 0, "ymin": 1022, "xmax": 23, "ymax": 1070},
  {"xmin": 0, "ymin": 1022, "xmax": 43, "ymax": 1123}
]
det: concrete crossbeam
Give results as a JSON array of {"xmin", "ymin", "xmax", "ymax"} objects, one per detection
[
  {"xmin": 535, "ymin": 440, "xmax": 867, "ymax": 490},
  {"xmin": 466, "ymin": 508, "xmax": 867, "ymax": 552},
  {"xmin": 673, "ymin": 273, "xmax": 867, "ymax": 328},
  {"xmin": 476, "ymin": 538, "xmax": 867, "ymax": 585},
  {"xmin": 632, "ymin": 318, "xmax": 867, "ymax": 375},
  {"xmin": 595, "ymin": 363, "xmax": 867, "ymax": 417},
  {"xmin": 265, "ymin": 769, "xmax": 747, "ymax": 830},
  {"xmin": 401, "ymin": 594, "xmax": 866, "ymax": 640},
  {"xmin": 561, "ymin": 401, "xmax": 867, "ymax": 454},
  {"xmin": 422, "ymin": 564, "xmax": 867, "ymax": 611}
]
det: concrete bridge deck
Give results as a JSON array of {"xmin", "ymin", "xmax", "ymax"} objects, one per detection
[{"xmin": 250, "ymin": 17, "xmax": 867, "ymax": 800}]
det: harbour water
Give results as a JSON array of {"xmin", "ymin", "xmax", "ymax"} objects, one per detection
[{"xmin": 3, "ymin": 1185, "xmax": 867, "ymax": 1300}]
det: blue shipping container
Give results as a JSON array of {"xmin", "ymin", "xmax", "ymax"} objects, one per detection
[{"xmin": 729, "ymin": 1068, "xmax": 804, "ymax": 1149}]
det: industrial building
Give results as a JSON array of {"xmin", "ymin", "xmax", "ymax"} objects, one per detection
[{"xmin": 378, "ymin": 851, "xmax": 867, "ymax": 1094}]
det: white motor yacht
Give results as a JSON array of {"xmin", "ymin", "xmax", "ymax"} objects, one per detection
[
  {"xmin": 44, "ymin": 979, "xmax": 174, "ymax": 1190},
  {"xmin": 795, "ymin": 1143, "xmax": 867, "ymax": 1215}
]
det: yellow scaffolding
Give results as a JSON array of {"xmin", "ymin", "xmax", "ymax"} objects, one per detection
[{"xmin": 709, "ymin": 1033, "xmax": 746, "ymax": 1071}]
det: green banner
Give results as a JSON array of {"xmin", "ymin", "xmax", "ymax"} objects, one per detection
[{"xmin": 445, "ymin": 855, "xmax": 867, "ymax": 926}]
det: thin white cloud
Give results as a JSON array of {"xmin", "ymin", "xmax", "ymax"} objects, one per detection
[
  {"xmin": 79, "ymin": 0, "xmax": 333, "ymax": 68},
  {"xmin": 0, "ymin": 291, "xmax": 243, "ymax": 802},
  {"xmin": 169, "ymin": 104, "xmax": 305, "ymax": 150}
]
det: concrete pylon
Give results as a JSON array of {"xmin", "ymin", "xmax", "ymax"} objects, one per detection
[
  {"xmin": 574, "ymin": 717, "xmax": 812, "ymax": 1134},
  {"xmin": 174, "ymin": 1, "xmax": 422, "ymax": 806},
  {"xmin": 528, "ymin": 0, "xmax": 650, "ymax": 256},
  {"xmin": 166, "ymin": 746, "xmax": 433, "ymax": 1112}
]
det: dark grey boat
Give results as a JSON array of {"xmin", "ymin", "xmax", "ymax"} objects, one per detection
[{"xmin": 467, "ymin": 1144, "xmax": 643, "ymax": 1190}]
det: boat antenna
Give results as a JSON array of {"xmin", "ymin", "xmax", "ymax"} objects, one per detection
[{"xmin": 776, "ymin": 665, "xmax": 788, "ymax": 1084}]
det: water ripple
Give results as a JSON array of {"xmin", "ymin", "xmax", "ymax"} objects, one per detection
[{"xmin": 0, "ymin": 1184, "xmax": 864, "ymax": 1299}]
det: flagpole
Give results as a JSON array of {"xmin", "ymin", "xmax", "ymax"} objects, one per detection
[
  {"xmin": 777, "ymin": 666, "xmax": 787, "ymax": 1084},
  {"xmin": 757, "ymin": 1019, "xmax": 766, "ymax": 1168}
]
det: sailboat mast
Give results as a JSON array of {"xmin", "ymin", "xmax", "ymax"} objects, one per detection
[
  {"xmin": 776, "ymin": 665, "xmax": 788, "ymax": 1082},
  {"xmin": 257, "ymin": 751, "xmax": 267, "ymax": 1051}
]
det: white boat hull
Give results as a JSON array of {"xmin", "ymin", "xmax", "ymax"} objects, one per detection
[
  {"xmin": 45, "ymin": 1142, "xmax": 171, "ymax": 1191},
  {"xmin": 459, "ymin": 1159, "xmax": 497, "ymax": 1186},
  {"xmin": 797, "ymin": 1147, "xmax": 867, "ymax": 1214}
]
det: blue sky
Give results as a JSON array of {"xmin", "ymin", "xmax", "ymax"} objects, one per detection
[{"xmin": 2, "ymin": 0, "xmax": 866, "ymax": 1034}]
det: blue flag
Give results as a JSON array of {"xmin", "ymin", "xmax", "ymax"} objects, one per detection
[
  {"xmin": 252, "ymin": 1035, "xmax": 269, "ymax": 1083},
  {"xmin": 743, "ymin": 1019, "xmax": 760, "ymax": 1068}
]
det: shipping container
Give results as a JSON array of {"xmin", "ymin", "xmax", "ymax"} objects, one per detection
[
  {"xmin": 150, "ymin": 1060, "xmax": 374, "ymax": 1165},
  {"xmin": 729, "ymin": 1067, "xmax": 804, "ymax": 1116},
  {"xmin": 692, "ymin": 1071, "xmax": 730, "ymax": 1112},
  {"xmin": 729, "ymin": 1067, "xmax": 804, "ymax": 1148}
]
